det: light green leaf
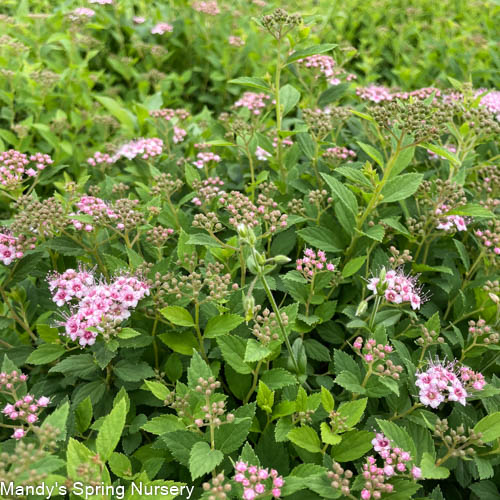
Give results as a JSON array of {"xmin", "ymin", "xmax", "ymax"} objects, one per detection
[
  {"xmin": 474, "ymin": 412, "xmax": 500, "ymax": 442},
  {"xmin": 288, "ymin": 426, "xmax": 322, "ymax": 453},
  {"xmin": 286, "ymin": 44, "xmax": 337, "ymax": 64},
  {"xmin": 342, "ymin": 256, "xmax": 367, "ymax": 277},
  {"xmin": 160, "ymin": 306, "xmax": 195, "ymax": 327},
  {"xmin": 381, "ymin": 173, "xmax": 423, "ymax": 203},
  {"xmin": 420, "ymin": 452, "xmax": 450, "ymax": 479},
  {"xmin": 331, "ymin": 430, "xmax": 374, "ymax": 461},
  {"xmin": 204, "ymin": 314, "xmax": 244, "ymax": 338},
  {"xmin": 96, "ymin": 398, "xmax": 127, "ymax": 462},
  {"xmin": 280, "ymin": 84, "xmax": 301, "ymax": 116}
]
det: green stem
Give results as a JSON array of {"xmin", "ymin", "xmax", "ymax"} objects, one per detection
[
  {"xmin": 152, "ymin": 316, "xmax": 159, "ymax": 370},
  {"xmin": 274, "ymin": 38, "xmax": 285, "ymax": 186},
  {"xmin": 194, "ymin": 302, "xmax": 208, "ymax": 362},
  {"xmin": 244, "ymin": 360, "xmax": 263, "ymax": 404}
]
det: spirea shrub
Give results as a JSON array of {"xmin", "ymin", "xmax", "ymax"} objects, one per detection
[{"xmin": 0, "ymin": 2, "xmax": 499, "ymax": 499}]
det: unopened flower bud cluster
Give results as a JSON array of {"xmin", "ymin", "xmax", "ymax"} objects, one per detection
[{"xmin": 353, "ymin": 338, "xmax": 403, "ymax": 379}]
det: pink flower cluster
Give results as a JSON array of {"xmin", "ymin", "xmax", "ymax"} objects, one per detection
[
  {"xmin": 193, "ymin": 152, "xmax": 221, "ymax": 169},
  {"xmin": 475, "ymin": 228, "xmax": 500, "ymax": 255},
  {"xmin": 234, "ymin": 462, "xmax": 284, "ymax": 499},
  {"xmin": 234, "ymin": 92, "xmax": 271, "ymax": 115},
  {"xmin": 151, "ymin": 23, "xmax": 173, "ymax": 34},
  {"xmin": 367, "ymin": 267, "xmax": 424, "ymax": 310},
  {"xmin": 427, "ymin": 144, "xmax": 457, "ymax": 161},
  {"xmin": 272, "ymin": 136, "xmax": 293, "ymax": 148},
  {"xmin": 0, "ymin": 370, "xmax": 49, "ymax": 440},
  {"xmin": 0, "ymin": 231, "xmax": 24, "ymax": 265},
  {"xmin": 323, "ymin": 146, "xmax": 356, "ymax": 161},
  {"xmin": 48, "ymin": 268, "xmax": 150, "ymax": 347},
  {"xmin": 87, "ymin": 138, "xmax": 163, "ymax": 165},
  {"xmin": 70, "ymin": 195, "xmax": 120, "ymax": 232},
  {"xmin": 133, "ymin": 16, "xmax": 145, "ymax": 24},
  {"xmin": 296, "ymin": 248, "xmax": 335, "ymax": 281},
  {"xmin": 0, "ymin": 150, "xmax": 53, "ymax": 189},
  {"xmin": 2, "ymin": 394, "xmax": 50, "ymax": 427},
  {"xmin": 435, "ymin": 204, "xmax": 467, "ymax": 232},
  {"xmin": 68, "ymin": 7, "xmax": 95, "ymax": 20},
  {"xmin": 229, "ymin": 36, "xmax": 245, "ymax": 47},
  {"xmin": 192, "ymin": 0, "xmax": 220, "ymax": 15},
  {"xmin": 256, "ymin": 146, "xmax": 271, "ymax": 161},
  {"xmin": 416, "ymin": 359, "xmax": 485, "ymax": 408},
  {"xmin": 359, "ymin": 434, "xmax": 421, "ymax": 499},
  {"xmin": 356, "ymin": 85, "xmax": 393, "ymax": 103},
  {"xmin": 478, "ymin": 90, "xmax": 500, "ymax": 120},
  {"xmin": 192, "ymin": 177, "xmax": 225, "ymax": 206},
  {"xmin": 173, "ymin": 127, "xmax": 187, "ymax": 144},
  {"xmin": 297, "ymin": 55, "xmax": 356, "ymax": 85}
]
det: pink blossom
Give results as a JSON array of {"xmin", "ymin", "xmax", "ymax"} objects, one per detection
[
  {"xmin": 12, "ymin": 428, "xmax": 25, "ymax": 439},
  {"xmin": 151, "ymin": 22, "xmax": 173, "ymax": 34}
]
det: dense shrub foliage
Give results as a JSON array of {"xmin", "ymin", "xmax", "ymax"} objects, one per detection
[{"xmin": 0, "ymin": 1, "xmax": 499, "ymax": 499}]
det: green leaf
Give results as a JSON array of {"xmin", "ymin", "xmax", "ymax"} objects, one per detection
[
  {"xmin": 204, "ymin": 314, "xmax": 244, "ymax": 338},
  {"xmin": 287, "ymin": 44, "xmax": 337, "ymax": 64},
  {"xmin": 113, "ymin": 360, "xmax": 155, "ymax": 382},
  {"xmin": 296, "ymin": 132, "xmax": 316, "ymax": 159},
  {"xmin": 257, "ymin": 381, "xmax": 275, "ymax": 413},
  {"xmin": 161, "ymin": 430, "xmax": 203, "ymax": 467},
  {"xmin": 318, "ymin": 83, "xmax": 349, "ymax": 107},
  {"xmin": 214, "ymin": 403, "xmax": 255, "ymax": 453},
  {"xmin": 420, "ymin": 452, "xmax": 450, "ymax": 479},
  {"xmin": 446, "ymin": 203, "xmax": 494, "ymax": 218},
  {"xmin": 321, "ymin": 386, "xmax": 335, "ymax": 413},
  {"xmin": 469, "ymin": 480, "xmax": 500, "ymax": 499},
  {"xmin": 280, "ymin": 84, "xmax": 301, "ymax": 116},
  {"xmin": 117, "ymin": 327, "xmax": 141, "ymax": 339},
  {"xmin": 297, "ymin": 226, "xmax": 343, "ymax": 253},
  {"xmin": 159, "ymin": 331, "xmax": 199, "ymax": 355},
  {"xmin": 217, "ymin": 336, "xmax": 252, "ymax": 374},
  {"xmin": 338, "ymin": 398, "xmax": 367, "ymax": 428},
  {"xmin": 141, "ymin": 415, "xmax": 184, "ymax": 435},
  {"xmin": 41, "ymin": 401, "xmax": 69, "ymax": 441},
  {"xmin": 320, "ymin": 422, "xmax": 342, "ymax": 445},
  {"xmin": 95, "ymin": 96, "xmax": 136, "ymax": 132},
  {"xmin": 109, "ymin": 452, "xmax": 133, "ymax": 478},
  {"xmin": 260, "ymin": 368, "xmax": 297, "ymax": 390},
  {"xmin": 357, "ymin": 142, "xmax": 384, "ymax": 167},
  {"xmin": 474, "ymin": 412, "xmax": 500, "ymax": 442},
  {"xmin": 187, "ymin": 233, "xmax": 222, "ymax": 248},
  {"xmin": 228, "ymin": 77, "xmax": 271, "ymax": 92},
  {"xmin": 336, "ymin": 166, "xmax": 373, "ymax": 190},
  {"xmin": 96, "ymin": 398, "xmax": 127, "ymax": 462},
  {"xmin": 26, "ymin": 344, "xmax": 65, "ymax": 365},
  {"xmin": 244, "ymin": 339, "xmax": 272, "ymax": 362},
  {"xmin": 331, "ymin": 430, "xmax": 374, "ymax": 461},
  {"xmin": 187, "ymin": 351, "xmax": 213, "ymax": 388},
  {"xmin": 143, "ymin": 380, "xmax": 170, "ymax": 401},
  {"xmin": 381, "ymin": 173, "xmax": 423, "ymax": 203},
  {"xmin": 335, "ymin": 371, "xmax": 365, "ymax": 393},
  {"xmin": 321, "ymin": 173, "xmax": 358, "ymax": 216},
  {"xmin": 389, "ymin": 146, "xmax": 415, "ymax": 178},
  {"xmin": 342, "ymin": 256, "xmax": 367, "ymax": 277},
  {"xmin": 189, "ymin": 441, "xmax": 224, "ymax": 480},
  {"xmin": 454, "ymin": 239, "xmax": 470, "ymax": 271},
  {"xmin": 75, "ymin": 396, "xmax": 93, "ymax": 434},
  {"xmin": 421, "ymin": 143, "xmax": 459, "ymax": 165},
  {"xmin": 288, "ymin": 426, "xmax": 322, "ymax": 453},
  {"xmin": 160, "ymin": 306, "xmax": 195, "ymax": 327},
  {"xmin": 67, "ymin": 438, "xmax": 94, "ymax": 480},
  {"xmin": 49, "ymin": 354, "xmax": 98, "ymax": 378}
]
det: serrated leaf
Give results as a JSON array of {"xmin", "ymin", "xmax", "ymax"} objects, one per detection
[
  {"xmin": 160, "ymin": 306, "xmax": 194, "ymax": 327},
  {"xmin": 420, "ymin": 452, "xmax": 450, "ymax": 479},
  {"xmin": 204, "ymin": 314, "xmax": 244, "ymax": 338},
  {"xmin": 26, "ymin": 344, "xmax": 65, "ymax": 365},
  {"xmin": 331, "ymin": 430, "xmax": 374, "ymax": 461},
  {"xmin": 338, "ymin": 398, "xmax": 367, "ymax": 428},
  {"xmin": 189, "ymin": 442, "xmax": 223, "ymax": 480},
  {"xmin": 320, "ymin": 423, "xmax": 342, "ymax": 445},
  {"xmin": 288, "ymin": 426, "xmax": 322, "ymax": 453},
  {"xmin": 96, "ymin": 398, "xmax": 127, "ymax": 462},
  {"xmin": 474, "ymin": 412, "xmax": 500, "ymax": 442},
  {"xmin": 381, "ymin": 173, "xmax": 423, "ymax": 203}
]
